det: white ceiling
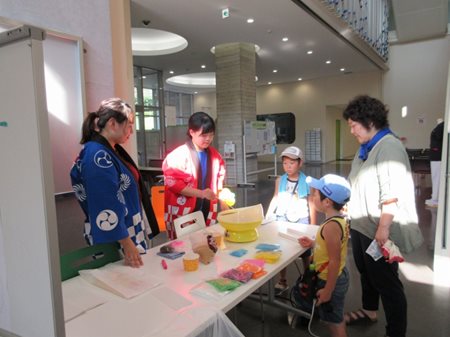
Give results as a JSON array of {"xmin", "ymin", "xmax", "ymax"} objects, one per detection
[
  {"xmin": 131, "ymin": 0, "xmax": 381, "ymax": 93},
  {"xmin": 390, "ymin": 0, "xmax": 448, "ymax": 43}
]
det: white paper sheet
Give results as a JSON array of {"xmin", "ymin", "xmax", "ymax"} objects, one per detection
[
  {"xmin": 151, "ymin": 286, "xmax": 192, "ymax": 311},
  {"xmin": 278, "ymin": 224, "xmax": 318, "ymax": 242},
  {"xmin": 65, "ymin": 293, "xmax": 174, "ymax": 337},
  {"xmin": 79, "ymin": 264, "xmax": 161, "ymax": 299},
  {"xmin": 62, "ymin": 280, "xmax": 109, "ymax": 322}
]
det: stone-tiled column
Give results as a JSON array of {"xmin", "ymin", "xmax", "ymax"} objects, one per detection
[{"xmin": 215, "ymin": 42, "xmax": 257, "ymax": 185}]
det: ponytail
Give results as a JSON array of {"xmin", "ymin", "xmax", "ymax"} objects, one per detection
[
  {"xmin": 80, "ymin": 98, "xmax": 133, "ymax": 144},
  {"xmin": 80, "ymin": 112, "xmax": 99, "ymax": 144}
]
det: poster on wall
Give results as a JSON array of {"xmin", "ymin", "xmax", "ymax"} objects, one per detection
[{"xmin": 244, "ymin": 121, "xmax": 276, "ymax": 155}]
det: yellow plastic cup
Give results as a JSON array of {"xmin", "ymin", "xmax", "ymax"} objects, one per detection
[{"xmin": 183, "ymin": 252, "xmax": 200, "ymax": 272}]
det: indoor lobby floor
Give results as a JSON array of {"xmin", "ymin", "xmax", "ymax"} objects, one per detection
[{"xmin": 56, "ymin": 161, "xmax": 450, "ymax": 337}]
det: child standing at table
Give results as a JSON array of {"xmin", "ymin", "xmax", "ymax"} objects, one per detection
[
  {"xmin": 266, "ymin": 146, "xmax": 317, "ymax": 292},
  {"xmin": 298, "ymin": 174, "xmax": 351, "ymax": 337}
]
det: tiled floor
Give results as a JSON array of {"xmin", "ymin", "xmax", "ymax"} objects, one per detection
[{"xmin": 56, "ymin": 161, "xmax": 450, "ymax": 337}]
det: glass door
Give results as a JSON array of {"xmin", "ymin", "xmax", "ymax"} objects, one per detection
[{"xmin": 134, "ymin": 66, "xmax": 165, "ymax": 167}]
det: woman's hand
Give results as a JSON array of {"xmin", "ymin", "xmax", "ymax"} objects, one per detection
[
  {"xmin": 298, "ymin": 236, "xmax": 314, "ymax": 248},
  {"xmin": 375, "ymin": 226, "xmax": 390, "ymax": 247},
  {"xmin": 120, "ymin": 237, "xmax": 143, "ymax": 268},
  {"xmin": 201, "ymin": 188, "xmax": 216, "ymax": 200}
]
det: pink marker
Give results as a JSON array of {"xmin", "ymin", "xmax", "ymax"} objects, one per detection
[{"xmin": 161, "ymin": 259, "xmax": 168, "ymax": 270}]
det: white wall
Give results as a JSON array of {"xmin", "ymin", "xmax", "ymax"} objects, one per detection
[
  {"xmin": 194, "ymin": 92, "xmax": 217, "ymax": 119},
  {"xmin": 195, "ymin": 71, "xmax": 382, "ymax": 163},
  {"xmin": 383, "ymin": 36, "xmax": 450, "ymax": 149},
  {"xmin": 0, "ymin": 0, "xmax": 114, "ymax": 111},
  {"xmin": 325, "ymin": 105, "xmax": 359, "ymax": 161}
]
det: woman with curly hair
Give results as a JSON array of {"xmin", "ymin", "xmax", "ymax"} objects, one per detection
[{"xmin": 343, "ymin": 95, "xmax": 423, "ymax": 337}]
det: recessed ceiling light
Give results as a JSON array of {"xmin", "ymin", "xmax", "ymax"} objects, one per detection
[
  {"xmin": 326, "ymin": 60, "xmax": 331, "ymax": 64},
  {"xmin": 142, "ymin": 76, "xmax": 147, "ymax": 79},
  {"xmin": 255, "ymin": 76, "xmax": 259, "ymax": 82},
  {"xmin": 340, "ymin": 68, "xmax": 345, "ymax": 72},
  {"xmin": 273, "ymin": 69, "xmax": 278, "ymax": 73},
  {"xmin": 194, "ymin": 91, "xmax": 198, "ymax": 94},
  {"xmin": 169, "ymin": 70, "xmax": 174, "ymax": 74},
  {"xmin": 298, "ymin": 78, "xmax": 302, "ymax": 81},
  {"xmin": 282, "ymin": 37, "xmax": 288, "ymax": 42},
  {"xmin": 247, "ymin": 18, "xmax": 254, "ymax": 23},
  {"xmin": 307, "ymin": 50, "xmax": 313, "ymax": 55},
  {"xmin": 201, "ymin": 65, "xmax": 206, "ymax": 69},
  {"xmin": 166, "ymin": 72, "xmax": 216, "ymax": 88},
  {"xmin": 268, "ymin": 82, "xmax": 272, "ymax": 85},
  {"xmin": 131, "ymin": 28, "xmax": 188, "ymax": 56}
]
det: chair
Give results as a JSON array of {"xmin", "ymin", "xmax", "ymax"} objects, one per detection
[
  {"xmin": 173, "ymin": 211, "xmax": 206, "ymax": 238},
  {"xmin": 60, "ymin": 242, "xmax": 121, "ymax": 281},
  {"xmin": 151, "ymin": 185, "xmax": 166, "ymax": 232}
]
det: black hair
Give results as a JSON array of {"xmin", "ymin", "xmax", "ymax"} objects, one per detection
[
  {"xmin": 80, "ymin": 98, "xmax": 133, "ymax": 144},
  {"xmin": 281, "ymin": 156, "xmax": 302, "ymax": 164},
  {"xmin": 187, "ymin": 111, "xmax": 215, "ymax": 138},
  {"xmin": 342, "ymin": 95, "xmax": 389, "ymax": 131},
  {"xmin": 319, "ymin": 190, "xmax": 346, "ymax": 211}
]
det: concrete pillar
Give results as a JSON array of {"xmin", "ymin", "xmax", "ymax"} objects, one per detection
[{"xmin": 215, "ymin": 42, "xmax": 257, "ymax": 185}]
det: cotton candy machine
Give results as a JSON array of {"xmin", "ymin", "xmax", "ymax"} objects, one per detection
[{"xmin": 217, "ymin": 204, "xmax": 263, "ymax": 242}]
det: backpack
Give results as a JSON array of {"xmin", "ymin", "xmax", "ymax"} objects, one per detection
[{"xmin": 291, "ymin": 262, "xmax": 328, "ymax": 313}]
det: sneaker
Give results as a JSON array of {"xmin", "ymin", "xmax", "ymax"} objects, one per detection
[
  {"xmin": 425, "ymin": 199, "xmax": 438, "ymax": 207},
  {"xmin": 274, "ymin": 281, "xmax": 289, "ymax": 294}
]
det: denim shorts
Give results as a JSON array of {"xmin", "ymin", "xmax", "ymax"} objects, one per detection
[{"xmin": 316, "ymin": 267, "xmax": 349, "ymax": 324}]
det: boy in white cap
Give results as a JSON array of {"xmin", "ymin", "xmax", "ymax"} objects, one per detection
[
  {"xmin": 298, "ymin": 174, "xmax": 351, "ymax": 337},
  {"xmin": 266, "ymin": 146, "xmax": 317, "ymax": 292}
]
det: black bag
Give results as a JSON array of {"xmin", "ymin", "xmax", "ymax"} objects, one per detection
[
  {"xmin": 291, "ymin": 267, "xmax": 320, "ymax": 313},
  {"xmin": 291, "ymin": 261, "xmax": 329, "ymax": 313}
]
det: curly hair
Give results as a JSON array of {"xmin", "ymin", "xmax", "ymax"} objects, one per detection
[{"xmin": 343, "ymin": 95, "xmax": 389, "ymax": 130}]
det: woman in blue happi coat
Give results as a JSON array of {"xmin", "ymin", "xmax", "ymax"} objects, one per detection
[{"xmin": 70, "ymin": 98, "xmax": 159, "ymax": 268}]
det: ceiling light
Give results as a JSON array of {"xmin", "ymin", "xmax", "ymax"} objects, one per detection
[
  {"xmin": 131, "ymin": 28, "xmax": 188, "ymax": 56},
  {"xmin": 402, "ymin": 106, "xmax": 408, "ymax": 118},
  {"xmin": 194, "ymin": 91, "xmax": 198, "ymax": 94},
  {"xmin": 326, "ymin": 60, "xmax": 331, "ymax": 64},
  {"xmin": 307, "ymin": 50, "xmax": 313, "ymax": 55},
  {"xmin": 255, "ymin": 76, "xmax": 259, "ymax": 82},
  {"xmin": 340, "ymin": 68, "xmax": 345, "ymax": 72},
  {"xmin": 201, "ymin": 65, "xmax": 206, "ymax": 69},
  {"xmin": 169, "ymin": 70, "xmax": 174, "ymax": 74},
  {"xmin": 273, "ymin": 69, "xmax": 278, "ymax": 73},
  {"xmin": 268, "ymin": 82, "xmax": 272, "ymax": 85},
  {"xmin": 166, "ymin": 72, "xmax": 216, "ymax": 88},
  {"xmin": 247, "ymin": 18, "xmax": 254, "ymax": 23},
  {"xmin": 298, "ymin": 78, "xmax": 302, "ymax": 81},
  {"xmin": 142, "ymin": 76, "xmax": 147, "ymax": 79},
  {"xmin": 211, "ymin": 44, "xmax": 261, "ymax": 54},
  {"xmin": 282, "ymin": 37, "xmax": 288, "ymax": 42}
]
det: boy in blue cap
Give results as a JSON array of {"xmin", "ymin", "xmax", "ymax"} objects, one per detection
[{"xmin": 298, "ymin": 174, "xmax": 351, "ymax": 337}]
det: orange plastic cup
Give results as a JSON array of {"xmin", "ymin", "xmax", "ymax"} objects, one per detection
[{"xmin": 183, "ymin": 252, "xmax": 199, "ymax": 272}]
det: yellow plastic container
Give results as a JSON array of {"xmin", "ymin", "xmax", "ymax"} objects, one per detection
[
  {"xmin": 217, "ymin": 204, "xmax": 263, "ymax": 243},
  {"xmin": 254, "ymin": 251, "xmax": 282, "ymax": 264}
]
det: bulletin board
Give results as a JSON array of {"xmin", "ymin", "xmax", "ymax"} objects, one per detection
[{"xmin": 243, "ymin": 120, "xmax": 276, "ymax": 155}]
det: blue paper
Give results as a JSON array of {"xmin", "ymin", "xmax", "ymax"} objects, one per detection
[
  {"xmin": 157, "ymin": 251, "xmax": 185, "ymax": 260},
  {"xmin": 229, "ymin": 249, "xmax": 248, "ymax": 257},
  {"xmin": 255, "ymin": 243, "xmax": 281, "ymax": 251}
]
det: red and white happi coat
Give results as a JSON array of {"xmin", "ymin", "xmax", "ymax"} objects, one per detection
[{"xmin": 162, "ymin": 141, "xmax": 226, "ymax": 239}]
